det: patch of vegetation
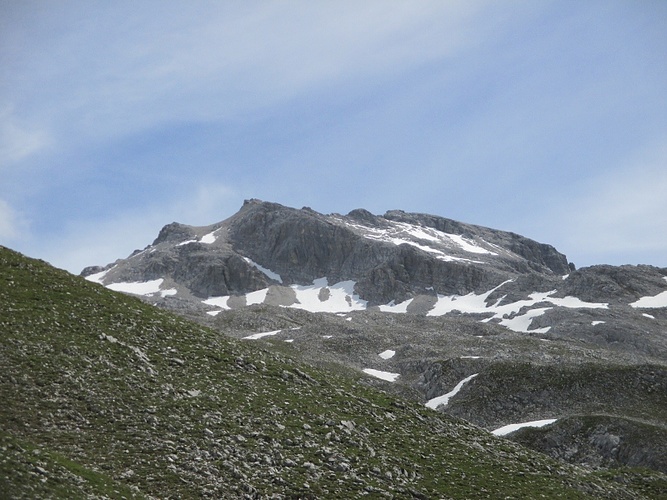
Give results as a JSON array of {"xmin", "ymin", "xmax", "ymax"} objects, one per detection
[
  {"xmin": 444, "ymin": 360, "xmax": 667, "ymax": 428},
  {"xmin": 1, "ymin": 246, "xmax": 664, "ymax": 498}
]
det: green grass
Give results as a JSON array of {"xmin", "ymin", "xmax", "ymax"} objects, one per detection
[{"xmin": 1, "ymin": 246, "xmax": 664, "ymax": 498}]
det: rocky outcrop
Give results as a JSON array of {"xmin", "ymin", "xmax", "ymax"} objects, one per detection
[
  {"xmin": 510, "ymin": 415, "xmax": 667, "ymax": 473},
  {"xmin": 83, "ymin": 199, "xmax": 579, "ymax": 306},
  {"xmin": 383, "ymin": 209, "xmax": 572, "ymax": 275}
]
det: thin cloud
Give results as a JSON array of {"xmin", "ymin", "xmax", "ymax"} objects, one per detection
[
  {"xmin": 1, "ymin": 2, "xmax": 666, "ymax": 271},
  {"xmin": 32, "ymin": 181, "xmax": 239, "ymax": 273},
  {"xmin": 0, "ymin": 198, "xmax": 25, "ymax": 240},
  {"xmin": 543, "ymin": 142, "xmax": 667, "ymax": 266},
  {"xmin": 0, "ymin": 108, "xmax": 52, "ymax": 168},
  {"xmin": 1, "ymin": 2, "xmax": 493, "ymax": 147}
]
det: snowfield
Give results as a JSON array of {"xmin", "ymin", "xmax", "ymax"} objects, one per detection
[
  {"xmin": 197, "ymin": 277, "xmax": 608, "ymax": 333},
  {"xmin": 492, "ymin": 419, "xmax": 558, "ymax": 436},
  {"xmin": 289, "ymin": 278, "xmax": 367, "ymax": 313}
]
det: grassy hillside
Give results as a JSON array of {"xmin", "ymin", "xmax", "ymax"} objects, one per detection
[{"xmin": 1, "ymin": 246, "xmax": 665, "ymax": 499}]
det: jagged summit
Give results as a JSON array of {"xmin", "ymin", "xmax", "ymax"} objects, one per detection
[
  {"xmin": 82, "ymin": 200, "xmax": 667, "ymax": 341},
  {"xmin": 71, "ymin": 200, "xmax": 667, "ymax": 476}
]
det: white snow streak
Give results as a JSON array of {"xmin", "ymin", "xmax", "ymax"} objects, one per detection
[
  {"xmin": 362, "ymin": 368, "xmax": 400, "ymax": 382},
  {"xmin": 378, "ymin": 350, "xmax": 396, "ymax": 360},
  {"xmin": 242, "ymin": 330, "xmax": 282, "ymax": 340},
  {"xmin": 492, "ymin": 419, "xmax": 557, "ymax": 436},
  {"xmin": 243, "ymin": 257, "xmax": 283, "ymax": 283},
  {"xmin": 106, "ymin": 278, "xmax": 176, "ymax": 297},
  {"xmin": 336, "ymin": 217, "xmax": 492, "ymax": 263},
  {"xmin": 177, "ymin": 239, "xmax": 198, "ymax": 246},
  {"xmin": 85, "ymin": 268, "xmax": 111, "ymax": 284},
  {"xmin": 425, "ymin": 373, "xmax": 478, "ymax": 410}
]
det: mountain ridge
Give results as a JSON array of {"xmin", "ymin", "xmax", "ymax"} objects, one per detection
[{"xmin": 77, "ymin": 200, "xmax": 667, "ymax": 476}]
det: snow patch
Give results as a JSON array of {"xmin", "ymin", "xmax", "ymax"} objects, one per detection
[
  {"xmin": 203, "ymin": 296, "xmax": 230, "ymax": 310},
  {"xmin": 289, "ymin": 278, "xmax": 367, "ymax": 313},
  {"xmin": 425, "ymin": 374, "xmax": 478, "ymax": 410},
  {"xmin": 492, "ymin": 419, "xmax": 558, "ymax": 436},
  {"xmin": 243, "ymin": 257, "xmax": 283, "ymax": 283},
  {"xmin": 177, "ymin": 239, "xmax": 198, "ymax": 246},
  {"xmin": 200, "ymin": 230, "xmax": 217, "ymax": 244},
  {"xmin": 106, "ymin": 278, "xmax": 176, "ymax": 297},
  {"xmin": 242, "ymin": 330, "xmax": 282, "ymax": 340},
  {"xmin": 499, "ymin": 307, "xmax": 552, "ymax": 334},
  {"xmin": 427, "ymin": 281, "xmax": 607, "ymax": 333},
  {"xmin": 378, "ymin": 349, "xmax": 396, "ymax": 360},
  {"xmin": 642, "ymin": 313, "xmax": 655, "ymax": 319},
  {"xmin": 362, "ymin": 369, "xmax": 400, "ymax": 382},
  {"xmin": 246, "ymin": 288, "xmax": 269, "ymax": 305},
  {"xmin": 630, "ymin": 291, "xmax": 667, "ymax": 309},
  {"xmin": 85, "ymin": 268, "xmax": 112, "ymax": 284},
  {"xmin": 379, "ymin": 298, "xmax": 413, "ymax": 313},
  {"xmin": 591, "ymin": 320, "xmax": 605, "ymax": 326}
]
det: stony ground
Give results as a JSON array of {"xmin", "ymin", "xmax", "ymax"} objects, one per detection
[{"xmin": 3, "ymin": 246, "xmax": 667, "ymax": 498}]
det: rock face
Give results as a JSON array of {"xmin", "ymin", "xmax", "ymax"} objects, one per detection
[
  {"xmin": 510, "ymin": 415, "xmax": 667, "ymax": 473},
  {"xmin": 81, "ymin": 199, "xmax": 667, "ymax": 475},
  {"xmin": 82, "ymin": 199, "xmax": 667, "ymax": 352},
  {"xmin": 83, "ymin": 199, "xmax": 575, "ymax": 304}
]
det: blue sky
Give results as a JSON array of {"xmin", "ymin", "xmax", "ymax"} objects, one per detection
[{"xmin": 1, "ymin": 0, "xmax": 666, "ymax": 273}]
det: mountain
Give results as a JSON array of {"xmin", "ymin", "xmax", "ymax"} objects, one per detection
[
  {"xmin": 79, "ymin": 200, "xmax": 667, "ymax": 476},
  {"xmin": 6, "ymin": 246, "xmax": 667, "ymax": 498}
]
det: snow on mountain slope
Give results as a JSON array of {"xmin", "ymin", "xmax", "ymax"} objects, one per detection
[
  {"xmin": 81, "ymin": 201, "xmax": 666, "ymax": 343},
  {"xmin": 630, "ymin": 278, "xmax": 667, "ymax": 308},
  {"xmin": 196, "ymin": 277, "xmax": 609, "ymax": 334},
  {"xmin": 492, "ymin": 419, "xmax": 558, "ymax": 437},
  {"xmin": 425, "ymin": 373, "xmax": 479, "ymax": 410},
  {"xmin": 332, "ymin": 215, "xmax": 495, "ymax": 264}
]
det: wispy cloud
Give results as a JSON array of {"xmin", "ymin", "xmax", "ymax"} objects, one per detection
[
  {"xmin": 2, "ymin": 1, "xmax": 491, "ymax": 149},
  {"xmin": 30, "ymin": 181, "xmax": 239, "ymax": 273},
  {"xmin": 0, "ymin": 198, "xmax": 25, "ymax": 241},
  {"xmin": 1, "ymin": 1, "xmax": 666, "ymax": 270},
  {"xmin": 537, "ymin": 141, "xmax": 667, "ymax": 266},
  {"xmin": 0, "ymin": 107, "xmax": 52, "ymax": 168}
]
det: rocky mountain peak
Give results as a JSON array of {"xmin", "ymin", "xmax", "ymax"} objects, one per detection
[
  {"xmin": 82, "ymin": 200, "xmax": 666, "ymax": 351},
  {"xmin": 153, "ymin": 221, "xmax": 198, "ymax": 245},
  {"xmin": 76, "ymin": 200, "xmax": 667, "ymax": 478}
]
